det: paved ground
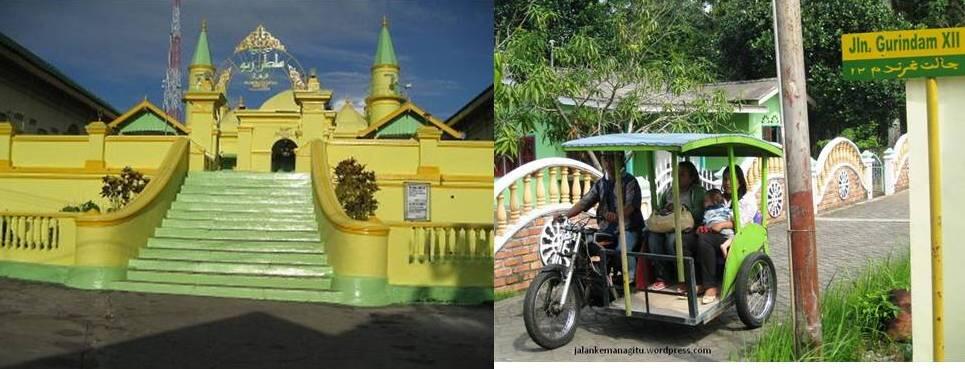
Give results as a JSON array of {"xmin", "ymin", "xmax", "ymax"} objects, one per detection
[
  {"xmin": 495, "ymin": 192, "xmax": 910, "ymax": 362},
  {"xmin": 0, "ymin": 281, "xmax": 493, "ymax": 369}
]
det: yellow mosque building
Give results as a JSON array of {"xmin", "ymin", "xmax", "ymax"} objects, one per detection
[{"xmin": 0, "ymin": 19, "xmax": 493, "ymax": 306}]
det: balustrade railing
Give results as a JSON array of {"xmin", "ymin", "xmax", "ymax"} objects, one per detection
[
  {"xmin": 495, "ymin": 158, "xmax": 603, "ymax": 238},
  {"xmin": 405, "ymin": 224, "xmax": 494, "ymax": 263},
  {"xmin": 0, "ymin": 215, "xmax": 61, "ymax": 250}
]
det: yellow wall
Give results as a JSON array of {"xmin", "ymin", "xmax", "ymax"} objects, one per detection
[
  {"xmin": 11, "ymin": 136, "xmax": 88, "ymax": 167},
  {"xmin": 906, "ymin": 76, "xmax": 965, "ymax": 361},
  {"xmin": 0, "ymin": 176, "xmax": 106, "ymax": 212},
  {"xmin": 104, "ymin": 137, "xmax": 177, "ymax": 168}
]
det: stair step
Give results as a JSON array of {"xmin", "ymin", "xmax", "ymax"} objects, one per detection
[
  {"xmin": 183, "ymin": 177, "xmax": 310, "ymax": 187},
  {"xmin": 189, "ymin": 171, "xmax": 309, "ymax": 180},
  {"xmin": 165, "ymin": 209, "xmax": 316, "ymax": 222},
  {"xmin": 170, "ymin": 202, "xmax": 315, "ymax": 214},
  {"xmin": 179, "ymin": 186, "xmax": 314, "ymax": 197},
  {"xmin": 128, "ymin": 259, "xmax": 331, "ymax": 277},
  {"xmin": 125, "ymin": 270, "xmax": 332, "ymax": 290},
  {"xmin": 138, "ymin": 248, "xmax": 327, "ymax": 265},
  {"xmin": 154, "ymin": 228, "xmax": 321, "ymax": 242},
  {"xmin": 147, "ymin": 238, "xmax": 323, "ymax": 253},
  {"xmin": 110, "ymin": 280, "xmax": 340, "ymax": 303},
  {"xmin": 161, "ymin": 218, "xmax": 318, "ymax": 231},
  {"xmin": 175, "ymin": 194, "xmax": 313, "ymax": 206}
]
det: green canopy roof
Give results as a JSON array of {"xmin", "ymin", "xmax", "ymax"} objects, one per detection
[
  {"xmin": 562, "ymin": 133, "xmax": 783, "ymax": 158},
  {"xmin": 373, "ymin": 18, "xmax": 398, "ymax": 66}
]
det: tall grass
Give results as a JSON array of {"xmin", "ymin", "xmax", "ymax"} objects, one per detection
[{"xmin": 740, "ymin": 253, "xmax": 911, "ymax": 361}]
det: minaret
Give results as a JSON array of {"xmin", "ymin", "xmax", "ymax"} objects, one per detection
[
  {"xmin": 365, "ymin": 16, "xmax": 405, "ymax": 125},
  {"xmin": 188, "ymin": 19, "xmax": 214, "ymax": 91},
  {"xmin": 183, "ymin": 19, "xmax": 225, "ymax": 170}
]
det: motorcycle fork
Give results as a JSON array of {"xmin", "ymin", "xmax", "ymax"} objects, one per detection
[{"xmin": 558, "ymin": 233, "xmax": 581, "ymax": 306}]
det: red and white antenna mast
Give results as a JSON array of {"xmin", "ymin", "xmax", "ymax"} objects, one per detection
[{"xmin": 162, "ymin": 0, "xmax": 183, "ymax": 121}]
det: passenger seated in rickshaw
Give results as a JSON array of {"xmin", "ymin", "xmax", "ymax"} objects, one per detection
[
  {"xmin": 695, "ymin": 165, "xmax": 760, "ymax": 304},
  {"xmin": 699, "ymin": 189, "xmax": 735, "ymax": 257},
  {"xmin": 560, "ymin": 152, "xmax": 644, "ymax": 282},
  {"xmin": 646, "ymin": 161, "xmax": 705, "ymax": 292}
]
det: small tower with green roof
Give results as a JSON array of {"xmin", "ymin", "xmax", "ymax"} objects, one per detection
[
  {"xmin": 188, "ymin": 19, "xmax": 214, "ymax": 92},
  {"xmin": 183, "ymin": 19, "xmax": 225, "ymax": 165},
  {"xmin": 365, "ymin": 16, "xmax": 406, "ymax": 125}
]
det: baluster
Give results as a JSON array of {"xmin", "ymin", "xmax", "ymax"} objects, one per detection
[
  {"xmin": 40, "ymin": 218, "xmax": 48, "ymax": 250},
  {"xmin": 16, "ymin": 216, "xmax": 23, "ymax": 248},
  {"xmin": 408, "ymin": 227, "xmax": 416, "ymax": 263},
  {"xmin": 571, "ymin": 170, "xmax": 582, "ymax": 203},
  {"xmin": 436, "ymin": 228, "xmax": 445, "ymax": 261},
  {"xmin": 52, "ymin": 219, "xmax": 58, "ymax": 249},
  {"xmin": 535, "ymin": 170, "xmax": 546, "ymax": 207},
  {"xmin": 582, "ymin": 172, "xmax": 591, "ymax": 196},
  {"xmin": 522, "ymin": 174, "xmax": 533, "ymax": 212},
  {"xmin": 468, "ymin": 228, "xmax": 478, "ymax": 256},
  {"xmin": 447, "ymin": 227, "xmax": 456, "ymax": 257},
  {"xmin": 509, "ymin": 182, "xmax": 521, "ymax": 222},
  {"xmin": 560, "ymin": 168, "xmax": 571, "ymax": 204},
  {"xmin": 549, "ymin": 167, "xmax": 560, "ymax": 204},
  {"xmin": 495, "ymin": 193, "xmax": 508, "ymax": 235},
  {"xmin": 30, "ymin": 217, "xmax": 38, "ymax": 249},
  {"xmin": 419, "ymin": 227, "xmax": 428, "ymax": 263}
]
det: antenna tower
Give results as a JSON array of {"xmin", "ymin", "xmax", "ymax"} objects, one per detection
[{"xmin": 161, "ymin": 0, "xmax": 183, "ymax": 120}]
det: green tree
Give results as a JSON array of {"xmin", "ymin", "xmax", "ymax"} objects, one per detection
[
  {"xmin": 890, "ymin": 0, "xmax": 965, "ymax": 28},
  {"xmin": 495, "ymin": 0, "xmax": 734, "ymax": 159},
  {"xmin": 708, "ymin": 0, "xmax": 910, "ymax": 150}
]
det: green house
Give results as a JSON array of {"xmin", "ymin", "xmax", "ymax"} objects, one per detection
[{"xmin": 496, "ymin": 78, "xmax": 786, "ymax": 177}]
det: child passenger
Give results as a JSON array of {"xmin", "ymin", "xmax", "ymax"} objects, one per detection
[{"xmin": 701, "ymin": 189, "xmax": 735, "ymax": 257}]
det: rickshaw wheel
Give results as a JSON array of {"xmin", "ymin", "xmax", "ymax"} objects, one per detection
[
  {"xmin": 735, "ymin": 252, "xmax": 777, "ymax": 328},
  {"xmin": 523, "ymin": 270, "xmax": 581, "ymax": 349}
]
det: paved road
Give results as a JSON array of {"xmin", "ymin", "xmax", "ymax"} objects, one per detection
[
  {"xmin": 495, "ymin": 192, "xmax": 910, "ymax": 362},
  {"xmin": 0, "ymin": 280, "xmax": 493, "ymax": 369}
]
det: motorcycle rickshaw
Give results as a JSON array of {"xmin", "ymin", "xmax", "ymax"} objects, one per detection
[{"xmin": 523, "ymin": 133, "xmax": 782, "ymax": 349}]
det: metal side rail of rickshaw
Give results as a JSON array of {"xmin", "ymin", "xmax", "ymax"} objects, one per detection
[{"xmin": 523, "ymin": 133, "xmax": 783, "ymax": 350}]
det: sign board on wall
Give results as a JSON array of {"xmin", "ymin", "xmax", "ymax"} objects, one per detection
[
  {"xmin": 842, "ymin": 27, "xmax": 965, "ymax": 80},
  {"xmin": 404, "ymin": 182, "xmax": 430, "ymax": 221}
]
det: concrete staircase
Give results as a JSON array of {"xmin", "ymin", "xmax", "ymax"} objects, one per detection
[{"xmin": 111, "ymin": 171, "xmax": 338, "ymax": 303}]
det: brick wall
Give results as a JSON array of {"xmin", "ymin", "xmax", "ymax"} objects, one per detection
[
  {"xmin": 494, "ymin": 215, "xmax": 552, "ymax": 293},
  {"xmin": 817, "ymin": 167, "xmax": 868, "ymax": 212},
  {"xmin": 895, "ymin": 161, "xmax": 909, "ymax": 192}
]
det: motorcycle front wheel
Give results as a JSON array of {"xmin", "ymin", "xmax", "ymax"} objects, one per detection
[{"xmin": 523, "ymin": 269, "xmax": 581, "ymax": 349}]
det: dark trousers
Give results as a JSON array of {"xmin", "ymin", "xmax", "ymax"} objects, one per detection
[{"xmin": 695, "ymin": 232, "xmax": 728, "ymax": 287}]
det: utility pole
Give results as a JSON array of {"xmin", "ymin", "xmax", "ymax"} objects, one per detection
[{"xmin": 773, "ymin": 0, "xmax": 822, "ymax": 351}]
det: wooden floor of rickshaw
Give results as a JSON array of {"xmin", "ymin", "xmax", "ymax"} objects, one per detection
[{"xmin": 607, "ymin": 291, "xmax": 716, "ymax": 319}]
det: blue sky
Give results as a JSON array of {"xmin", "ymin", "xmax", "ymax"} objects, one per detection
[{"xmin": 0, "ymin": 0, "xmax": 493, "ymax": 119}]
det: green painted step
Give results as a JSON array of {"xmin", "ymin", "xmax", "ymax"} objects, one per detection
[
  {"xmin": 154, "ymin": 228, "xmax": 320, "ymax": 242},
  {"xmin": 164, "ymin": 209, "xmax": 316, "ymax": 222},
  {"xmin": 128, "ymin": 259, "xmax": 331, "ymax": 277},
  {"xmin": 189, "ymin": 171, "xmax": 309, "ymax": 180},
  {"xmin": 175, "ymin": 194, "xmax": 313, "ymax": 206},
  {"xmin": 138, "ymin": 248, "xmax": 327, "ymax": 265},
  {"xmin": 179, "ymin": 186, "xmax": 314, "ymax": 196},
  {"xmin": 109, "ymin": 280, "xmax": 340, "ymax": 303},
  {"xmin": 170, "ymin": 202, "xmax": 315, "ymax": 214},
  {"xmin": 125, "ymin": 270, "xmax": 332, "ymax": 290},
  {"xmin": 161, "ymin": 218, "xmax": 318, "ymax": 231},
  {"xmin": 183, "ymin": 177, "xmax": 310, "ymax": 187},
  {"xmin": 147, "ymin": 238, "xmax": 323, "ymax": 253}
]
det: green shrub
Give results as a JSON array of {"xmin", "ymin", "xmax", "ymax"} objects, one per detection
[
  {"xmin": 333, "ymin": 158, "xmax": 379, "ymax": 220},
  {"xmin": 740, "ymin": 253, "xmax": 910, "ymax": 361},
  {"xmin": 61, "ymin": 200, "xmax": 101, "ymax": 213},
  {"xmin": 100, "ymin": 167, "xmax": 149, "ymax": 211}
]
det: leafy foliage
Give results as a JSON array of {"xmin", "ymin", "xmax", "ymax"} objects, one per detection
[
  {"xmin": 495, "ymin": 0, "xmax": 735, "ymax": 157},
  {"xmin": 333, "ymin": 158, "xmax": 379, "ymax": 221},
  {"xmin": 100, "ymin": 167, "xmax": 149, "ymax": 211},
  {"xmin": 708, "ymin": 0, "xmax": 910, "ymax": 151},
  {"xmin": 61, "ymin": 200, "xmax": 101, "ymax": 213}
]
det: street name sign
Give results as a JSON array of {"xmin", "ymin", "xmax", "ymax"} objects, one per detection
[{"xmin": 842, "ymin": 27, "xmax": 965, "ymax": 80}]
